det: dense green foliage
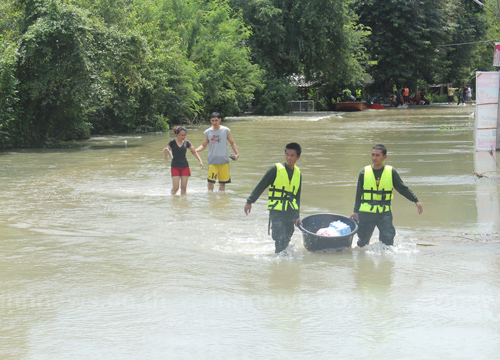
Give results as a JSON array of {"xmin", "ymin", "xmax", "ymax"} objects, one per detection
[
  {"xmin": 0, "ymin": 0, "xmax": 262, "ymax": 147},
  {"xmin": 0, "ymin": 0, "xmax": 498, "ymax": 148},
  {"xmin": 355, "ymin": 0, "xmax": 490, "ymax": 93},
  {"xmin": 474, "ymin": 0, "xmax": 500, "ymax": 73},
  {"xmin": 14, "ymin": 1, "xmax": 105, "ymax": 146},
  {"xmin": 229, "ymin": 0, "xmax": 370, "ymax": 112},
  {"xmin": 356, "ymin": 0, "xmax": 444, "ymax": 90},
  {"xmin": 440, "ymin": 0, "xmax": 488, "ymax": 84}
]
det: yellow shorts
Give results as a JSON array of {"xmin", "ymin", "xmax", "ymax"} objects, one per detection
[{"xmin": 207, "ymin": 164, "xmax": 231, "ymax": 183}]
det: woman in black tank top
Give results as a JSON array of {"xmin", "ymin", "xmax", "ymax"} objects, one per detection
[{"xmin": 163, "ymin": 126, "xmax": 203, "ymax": 195}]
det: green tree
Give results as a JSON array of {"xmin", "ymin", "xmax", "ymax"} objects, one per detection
[
  {"xmin": 84, "ymin": 27, "xmax": 154, "ymax": 134},
  {"xmin": 0, "ymin": 39, "xmax": 19, "ymax": 148},
  {"xmin": 73, "ymin": 0, "xmax": 201, "ymax": 127},
  {"xmin": 73, "ymin": 0, "xmax": 132, "ymax": 26},
  {"xmin": 252, "ymin": 78, "xmax": 297, "ymax": 115},
  {"xmin": 117, "ymin": 0, "xmax": 263, "ymax": 120},
  {"xmin": 470, "ymin": 0, "xmax": 500, "ymax": 74},
  {"xmin": 1, "ymin": 1, "xmax": 22, "ymax": 148},
  {"xmin": 355, "ymin": 0, "xmax": 446, "ymax": 93},
  {"xmin": 230, "ymin": 0, "xmax": 369, "ymax": 113},
  {"xmin": 168, "ymin": 0, "xmax": 263, "ymax": 117},
  {"xmin": 0, "ymin": 0, "xmax": 22, "ymax": 39},
  {"xmin": 141, "ymin": 40, "xmax": 201, "ymax": 125},
  {"xmin": 11, "ymin": 0, "xmax": 167, "ymax": 144},
  {"xmin": 434, "ymin": 0, "xmax": 488, "ymax": 86},
  {"xmin": 231, "ymin": 0, "xmax": 361, "ymax": 78},
  {"xmin": 13, "ymin": 0, "xmax": 100, "ymax": 146},
  {"xmin": 121, "ymin": 0, "xmax": 204, "ymax": 124}
]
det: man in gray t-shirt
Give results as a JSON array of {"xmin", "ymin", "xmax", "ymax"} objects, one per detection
[
  {"xmin": 205, "ymin": 126, "xmax": 230, "ymax": 165},
  {"xmin": 196, "ymin": 112, "xmax": 240, "ymax": 191}
]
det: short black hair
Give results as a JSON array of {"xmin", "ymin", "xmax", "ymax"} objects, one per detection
[
  {"xmin": 210, "ymin": 112, "xmax": 221, "ymax": 119},
  {"xmin": 285, "ymin": 142, "xmax": 302, "ymax": 156},
  {"xmin": 372, "ymin": 144, "xmax": 387, "ymax": 155}
]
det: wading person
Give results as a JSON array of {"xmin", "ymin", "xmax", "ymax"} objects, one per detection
[
  {"xmin": 244, "ymin": 143, "xmax": 303, "ymax": 253},
  {"xmin": 196, "ymin": 112, "xmax": 239, "ymax": 192},
  {"xmin": 456, "ymin": 86, "xmax": 463, "ymax": 105},
  {"xmin": 403, "ymin": 86, "xmax": 410, "ymax": 104},
  {"xmin": 467, "ymin": 86, "xmax": 473, "ymax": 104},
  {"xmin": 163, "ymin": 126, "xmax": 203, "ymax": 195},
  {"xmin": 447, "ymin": 85, "xmax": 458, "ymax": 105},
  {"xmin": 351, "ymin": 144, "xmax": 423, "ymax": 247},
  {"xmin": 356, "ymin": 87, "xmax": 362, "ymax": 102}
]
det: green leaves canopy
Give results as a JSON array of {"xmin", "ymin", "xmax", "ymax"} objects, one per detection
[
  {"xmin": 0, "ymin": 0, "xmax": 497, "ymax": 147},
  {"xmin": 14, "ymin": 1, "xmax": 100, "ymax": 146},
  {"xmin": 230, "ymin": 0, "xmax": 370, "ymax": 112},
  {"xmin": 355, "ymin": 0, "xmax": 489, "ymax": 91}
]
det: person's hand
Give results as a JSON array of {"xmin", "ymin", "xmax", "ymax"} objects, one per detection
[
  {"xmin": 244, "ymin": 203, "xmax": 252, "ymax": 215},
  {"xmin": 163, "ymin": 148, "xmax": 170, "ymax": 161},
  {"xmin": 416, "ymin": 202, "xmax": 423, "ymax": 215},
  {"xmin": 233, "ymin": 154, "xmax": 240, "ymax": 161},
  {"xmin": 199, "ymin": 161, "xmax": 204, "ymax": 169},
  {"xmin": 350, "ymin": 212, "xmax": 359, "ymax": 222},
  {"xmin": 163, "ymin": 147, "xmax": 172, "ymax": 159},
  {"xmin": 294, "ymin": 218, "xmax": 303, "ymax": 227}
]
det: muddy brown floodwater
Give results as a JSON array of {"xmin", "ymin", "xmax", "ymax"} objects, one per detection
[{"xmin": 1, "ymin": 104, "xmax": 499, "ymax": 359}]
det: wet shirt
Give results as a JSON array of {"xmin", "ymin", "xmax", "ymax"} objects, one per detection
[
  {"xmin": 247, "ymin": 162, "xmax": 302, "ymax": 219},
  {"xmin": 205, "ymin": 126, "xmax": 230, "ymax": 165},
  {"xmin": 353, "ymin": 165, "xmax": 419, "ymax": 213},
  {"xmin": 168, "ymin": 139, "xmax": 192, "ymax": 168}
]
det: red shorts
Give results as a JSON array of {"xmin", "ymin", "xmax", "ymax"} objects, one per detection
[{"xmin": 171, "ymin": 167, "xmax": 191, "ymax": 177}]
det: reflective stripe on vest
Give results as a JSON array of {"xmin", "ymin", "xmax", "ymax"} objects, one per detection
[
  {"xmin": 359, "ymin": 165, "xmax": 393, "ymax": 213},
  {"xmin": 267, "ymin": 163, "xmax": 301, "ymax": 211}
]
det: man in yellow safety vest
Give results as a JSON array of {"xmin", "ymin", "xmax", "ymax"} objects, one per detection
[
  {"xmin": 244, "ymin": 143, "xmax": 303, "ymax": 253},
  {"xmin": 356, "ymin": 87, "xmax": 362, "ymax": 102},
  {"xmin": 351, "ymin": 144, "xmax": 423, "ymax": 247}
]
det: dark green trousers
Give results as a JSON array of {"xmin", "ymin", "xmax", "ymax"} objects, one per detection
[
  {"xmin": 357, "ymin": 211, "xmax": 396, "ymax": 247},
  {"xmin": 269, "ymin": 210, "xmax": 295, "ymax": 253}
]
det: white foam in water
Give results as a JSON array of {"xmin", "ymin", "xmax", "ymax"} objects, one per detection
[
  {"xmin": 364, "ymin": 239, "xmax": 419, "ymax": 256},
  {"xmin": 213, "ymin": 235, "xmax": 271, "ymax": 256},
  {"xmin": 253, "ymin": 243, "xmax": 304, "ymax": 263},
  {"xmin": 303, "ymin": 114, "xmax": 341, "ymax": 121}
]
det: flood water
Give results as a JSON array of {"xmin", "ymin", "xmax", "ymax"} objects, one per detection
[{"xmin": 1, "ymin": 105, "xmax": 500, "ymax": 359}]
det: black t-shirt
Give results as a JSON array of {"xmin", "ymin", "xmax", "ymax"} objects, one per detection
[{"xmin": 168, "ymin": 139, "xmax": 192, "ymax": 168}]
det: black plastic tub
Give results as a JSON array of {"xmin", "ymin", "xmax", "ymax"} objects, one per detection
[{"xmin": 298, "ymin": 213, "xmax": 358, "ymax": 252}]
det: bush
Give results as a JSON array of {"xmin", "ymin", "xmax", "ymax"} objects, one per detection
[
  {"xmin": 428, "ymin": 93, "xmax": 449, "ymax": 103},
  {"xmin": 13, "ymin": 1, "xmax": 102, "ymax": 147},
  {"xmin": 0, "ymin": 40, "xmax": 18, "ymax": 149},
  {"xmin": 315, "ymin": 97, "xmax": 329, "ymax": 111},
  {"xmin": 252, "ymin": 78, "xmax": 297, "ymax": 115}
]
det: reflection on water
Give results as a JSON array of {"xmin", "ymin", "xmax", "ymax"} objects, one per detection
[
  {"xmin": 1, "ymin": 105, "xmax": 500, "ymax": 359},
  {"xmin": 475, "ymin": 151, "xmax": 500, "ymax": 234}
]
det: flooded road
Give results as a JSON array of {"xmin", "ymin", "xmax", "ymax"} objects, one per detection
[{"xmin": 1, "ymin": 105, "xmax": 500, "ymax": 359}]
